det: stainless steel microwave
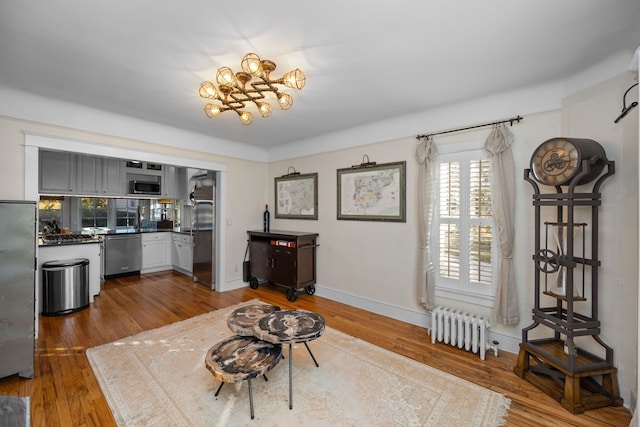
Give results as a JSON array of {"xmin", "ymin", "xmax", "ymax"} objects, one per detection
[{"xmin": 129, "ymin": 180, "xmax": 161, "ymax": 195}]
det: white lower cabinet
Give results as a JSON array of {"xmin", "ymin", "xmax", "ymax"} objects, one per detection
[
  {"xmin": 141, "ymin": 233, "xmax": 172, "ymax": 273},
  {"xmin": 172, "ymin": 233, "xmax": 192, "ymax": 275}
]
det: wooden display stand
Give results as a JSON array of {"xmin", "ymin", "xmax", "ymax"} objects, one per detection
[
  {"xmin": 514, "ymin": 158, "xmax": 622, "ymax": 414},
  {"xmin": 246, "ymin": 230, "xmax": 318, "ymax": 301},
  {"xmin": 514, "ymin": 339, "xmax": 621, "ymax": 414}
]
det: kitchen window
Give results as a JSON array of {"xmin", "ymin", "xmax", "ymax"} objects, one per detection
[
  {"xmin": 115, "ymin": 199, "xmax": 139, "ymax": 230},
  {"xmin": 81, "ymin": 198, "xmax": 108, "ymax": 229},
  {"xmin": 38, "ymin": 197, "xmax": 63, "ymax": 231},
  {"xmin": 434, "ymin": 142, "xmax": 496, "ymax": 307}
]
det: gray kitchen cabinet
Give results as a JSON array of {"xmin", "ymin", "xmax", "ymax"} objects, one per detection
[
  {"xmin": 79, "ymin": 156, "xmax": 123, "ymax": 196},
  {"xmin": 40, "ymin": 150, "xmax": 178, "ymax": 198},
  {"xmin": 163, "ymin": 165, "xmax": 178, "ymax": 199},
  {"xmin": 102, "ymin": 157, "xmax": 123, "ymax": 196},
  {"xmin": 176, "ymin": 167, "xmax": 189, "ymax": 204},
  {"xmin": 39, "ymin": 150, "xmax": 76, "ymax": 194},
  {"xmin": 77, "ymin": 155, "xmax": 102, "ymax": 195}
]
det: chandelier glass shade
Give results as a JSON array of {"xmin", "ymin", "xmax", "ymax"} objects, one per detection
[{"xmin": 200, "ymin": 52, "xmax": 306, "ymax": 125}]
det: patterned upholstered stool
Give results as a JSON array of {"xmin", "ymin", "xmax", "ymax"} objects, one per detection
[{"xmin": 205, "ymin": 335, "xmax": 282, "ymax": 420}]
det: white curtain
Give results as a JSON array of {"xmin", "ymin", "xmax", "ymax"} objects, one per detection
[
  {"xmin": 416, "ymin": 137, "xmax": 437, "ymax": 310},
  {"xmin": 484, "ymin": 125, "xmax": 519, "ymax": 325}
]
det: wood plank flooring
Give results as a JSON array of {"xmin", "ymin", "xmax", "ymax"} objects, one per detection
[{"xmin": 0, "ymin": 271, "xmax": 632, "ymax": 426}]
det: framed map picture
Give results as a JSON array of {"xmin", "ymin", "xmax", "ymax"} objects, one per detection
[
  {"xmin": 275, "ymin": 172, "xmax": 318, "ymax": 220},
  {"xmin": 337, "ymin": 161, "xmax": 406, "ymax": 222}
]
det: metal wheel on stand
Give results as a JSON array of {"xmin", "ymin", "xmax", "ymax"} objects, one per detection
[{"xmin": 286, "ymin": 288, "xmax": 297, "ymax": 302}]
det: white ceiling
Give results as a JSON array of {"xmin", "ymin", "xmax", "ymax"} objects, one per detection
[{"xmin": 1, "ymin": 1, "xmax": 639, "ymax": 149}]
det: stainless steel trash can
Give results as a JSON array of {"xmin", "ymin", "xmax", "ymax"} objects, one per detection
[{"xmin": 42, "ymin": 258, "xmax": 90, "ymax": 315}]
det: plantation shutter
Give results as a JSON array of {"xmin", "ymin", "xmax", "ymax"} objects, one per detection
[
  {"xmin": 469, "ymin": 159, "xmax": 492, "ymax": 285},
  {"xmin": 439, "ymin": 162, "xmax": 460, "ymax": 279}
]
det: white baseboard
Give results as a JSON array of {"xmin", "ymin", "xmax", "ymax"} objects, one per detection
[
  {"xmin": 315, "ymin": 283, "xmax": 521, "ymax": 356},
  {"xmin": 221, "ymin": 281, "xmax": 631, "ymax": 408},
  {"xmin": 219, "ymin": 278, "xmax": 247, "ymax": 292},
  {"xmin": 140, "ymin": 266, "xmax": 173, "ymax": 275},
  {"xmin": 316, "ymin": 284, "xmax": 431, "ymax": 327},
  {"xmin": 216, "ymin": 280, "xmax": 522, "ymax": 356}
]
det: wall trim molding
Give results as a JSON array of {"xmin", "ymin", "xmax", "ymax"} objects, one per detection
[{"xmin": 315, "ymin": 283, "xmax": 521, "ymax": 356}]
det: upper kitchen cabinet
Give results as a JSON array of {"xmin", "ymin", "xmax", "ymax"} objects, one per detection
[
  {"xmin": 176, "ymin": 167, "xmax": 189, "ymax": 204},
  {"xmin": 40, "ymin": 151, "xmax": 180, "ymax": 198},
  {"xmin": 102, "ymin": 158, "xmax": 123, "ymax": 196},
  {"xmin": 77, "ymin": 155, "xmax": 124, "ymax": 196},
  {"xmin": 39, "ymin": 150, "xmax": 76, "ymax": 194},
  {"xmin": 77, "ymin": 155, "xmax": 102, "ymax": 195},
  {"xmin": 162, "ymin": 165, "xmax": 178, "ymax": 199}
]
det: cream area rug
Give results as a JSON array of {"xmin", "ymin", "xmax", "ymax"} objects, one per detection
[{"xmin": 86, "ymin": 300, "xmax": 510, "ymax": 426}]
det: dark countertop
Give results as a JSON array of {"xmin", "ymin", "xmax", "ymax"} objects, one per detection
[
  {"xmin": 103, "ymin": 229, "xmax": 191, "ymax": 235},
  {"xmin": 39, "ymin": 238, "xmax": 102, "ymax": 247},
  {"xmin": 38, "ymin": 228, "xmax": 191, "ymax": 247},
  {"xmin": 173, "ymin": 228, "xmax": 192, "ymax": 235}
]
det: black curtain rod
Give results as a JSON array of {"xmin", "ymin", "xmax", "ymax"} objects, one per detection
[{"xmin": 416, "ymin": 115, "xmax": 523, "ymax": 140}]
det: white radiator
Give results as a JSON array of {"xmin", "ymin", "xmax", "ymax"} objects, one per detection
[{"xmin": 429, "ymin": 306, "xmax": 496, "ymax": 360}]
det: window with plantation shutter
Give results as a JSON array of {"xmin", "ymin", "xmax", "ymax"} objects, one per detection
[
  {"xmin": 434, "ymin": 142, "xmax": 496, "ymax": 306},
  {"xmin": 439, "ymin": 161, "xmax": 460, "ymax": 280}
]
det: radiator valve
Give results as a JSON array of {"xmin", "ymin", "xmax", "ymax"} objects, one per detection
[{"xmin": 488, "ymin": 340, "xmax": 499, "ymax": 357}]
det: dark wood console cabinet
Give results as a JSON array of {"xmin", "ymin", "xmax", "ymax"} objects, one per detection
[{"xmin": 247, "ymin": 230, "xmax": 318, "ymax": 301}]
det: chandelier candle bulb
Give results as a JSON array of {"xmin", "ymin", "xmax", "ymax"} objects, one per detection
[
  {"xmin": 199, "ymin": 52, "xmax": 305, "ymax": 125},
  {"xmin": 258, "ymin": 102, "xmax": 272, "ymax": 118},
  {"xmin": 199, "ymin": 81, "xmax": 218, "ymax": 99},
  {"xmin": 282, "ymin": 69, "xmax": 306, "ymax": 90},
  {"xmin": 204, "ymin": 104, "xmax": 222, "ymax": 118},
  {"xmin": 216, "ymin": 67, "xmax": 237, "ymax": 87},
  {"xmin": 239, "ymin": 111, "xmax": 254, "ymax": 126},
  {"xmin": 278, "ymin": 93, "xmax": 293, "ymax": 110},
  {"xmin": 241, "ymin": 53, "xmax": 263, "ymax": 76}
]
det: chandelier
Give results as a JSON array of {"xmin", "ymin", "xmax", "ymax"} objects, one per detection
[{"xmin": 199, "ymin": 52, "xmax": 306, "ymax": 126}]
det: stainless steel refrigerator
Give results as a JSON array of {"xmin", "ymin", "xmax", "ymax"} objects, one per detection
[
  {"xmin": 0, "ymin": 201, "xmax": 36, "ymax": 379},
  {"xmin": 191, "ymin": 182, "xmax": 215, "ymax": 289}
]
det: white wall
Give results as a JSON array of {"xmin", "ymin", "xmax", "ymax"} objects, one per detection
[
  {"xmin": 268, "ymin": 111, "xmax": 562, "ymax": 342},
  {"xmin": 266, "ymin": 76, "xmax": 638, "ymax": 407},
  {"xmin": 561, "ymin": 72, "xmax": 639, "ymax": 414}
]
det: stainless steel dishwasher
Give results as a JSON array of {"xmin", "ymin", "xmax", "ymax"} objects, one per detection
[{"xmin": 104, "ymin": 234, "xmax": 142, "ymax": 278}]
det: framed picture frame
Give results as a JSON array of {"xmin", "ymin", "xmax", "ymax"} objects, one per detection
[
  {"xmin": 274, "ymin": 172, "xmax": 318, "ymax": 220},
  {"xmin": 337, "ymin": 161, "xmax": 406, "ymax": 222}
]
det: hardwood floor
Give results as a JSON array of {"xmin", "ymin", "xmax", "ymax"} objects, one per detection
[{"xmin": 0, "ymin": 271, "xmax": 632, "ymax": 426}]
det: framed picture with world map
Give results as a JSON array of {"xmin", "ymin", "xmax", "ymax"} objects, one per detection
[
  {"xmin": 337, "ymin": 161, "xmax": 406, "ymax": 222},
  {"xmin": 274, "ymin": 172, "xmax": 318, "ymax": 220}
]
